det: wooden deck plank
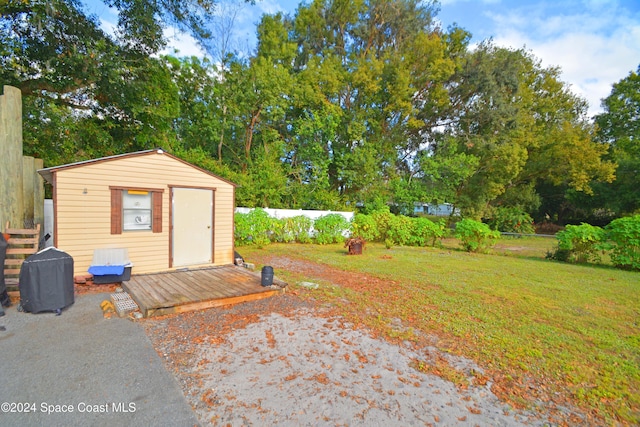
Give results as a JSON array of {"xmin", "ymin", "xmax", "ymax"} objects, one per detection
[
  {"xmin": 146, "ymin": 289, "xmax": 281, "ymax": 318},
  {"xmin": 123, "ymin": 277, "xmax": 169, "ymax": 308},
  {"xmin": 128, "ymin": 272, "xmax": 186, "ymax": 306},
  {"xmin": 205, "ymin": 267, "xmax": 276, "ymax": 295},
  {"xmin": 135, "ymin": 275, "xmax": 175, "ymax": 303},
  {"xmin": 168, "ymin": 269, "xmax": 228, "ymax": 299},
  {"xmin": 220, "ymin": 267, "xmax": 257, "ymax": 283},
  {"xmin": 180, "ymin": 270, "xmax": 228, "ymax": 298},
  {"xmin": 156, "ymin": 273, "xmax": 205, "ymax": 302},
  {"xmin": 121, "ymin": 284, "xmax": 157, "ymax": 313},
  {"xmin": 140, "ymin": 279, "xmax": 173, "ymax": 305},
  {"xmin": 149, "ymin": 274, "xmax": 197, "ymax": 305},
  {"xmin": 124, "ymin": 265, "xmax": 286, "ymax": 317},
  {"xmin": 196, "ymin": 268, "xmax": 258, "ymax": 295},
  {"xmin": 150, "ymin": 279, "xmax": 196, "ymax": 305},
  {"xmin": 204, "ymin": 269, "xmax": 241, "ymax": 290},
  {"xmin": 197, "ymin": 267, "xmax": 235, "ymax": 286},
  {"xmin": 126, "ymin": 274, "xmax": 192, "ymax": 315},
  {"xmin": 227, "ymin": 268, "xmax": 259, "ymax": 283}
]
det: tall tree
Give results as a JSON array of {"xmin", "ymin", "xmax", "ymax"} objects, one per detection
[
  {"xmin": 290, "ymin": 0, "xmax": 456, "ymax": 207},
  {"xmin": 1, "ymin": 0, "xmax": 219, "ymax": 165},
  {"xmin": 170, "ymin": 56, "xmax": 222, "ymax": 153},
  {"xmin": 592, "ymin": 65, "xmax": 640, "ymax": 216},
  {"xmin": 415, "ymin": 43, "xmax": 615, "ymax": 219}
]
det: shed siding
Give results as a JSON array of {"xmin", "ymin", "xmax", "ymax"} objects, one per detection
[{"xmin": 54, "ymin": 152, "xmax": 235, "ymax": 275}]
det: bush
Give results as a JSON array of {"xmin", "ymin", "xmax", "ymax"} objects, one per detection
[
  {"xmin": 291, "ymin": 215, "xmax": 314, "ymax": 243},
  {"xmin": 269, "ymin": 218, "xmax": 288, "ymax": 243},
  {"xmin": 545, "ymin": 247, "xmax": 571, "ymax": 262},
  {"xmin": 454, "ymin": 219, "xmax": 500, "ymax": 252},
  {"xmin": 314, "ymin": 214, "xmax": 350, "ymax": 244},
  {"xmin": 234, "ymin": 208, "xmax": 272, "ymax": 247},
  {"xmin": 387, "ymin": 214, "xmax": 414, "ymax": 247},
  {"xmin": 487, "ymin": 207, "xmax": 536, "ymax": 235},
  {"xmin": 411, "ymin": 217, "xmax": 447, "ymax": 247},
  {"xmin": 350, "ymin": 213, "xmax": 379, "ymax": 242},
  {"xmin": 554, "ymin": 223, "xmax": 606, "ymax": 264},
  {"xmin": 272, "ymin": 215, "xmax": 313, "ymax": 243},
  {"xmin": 370, "ymin": 208, "xmax": 394, "ymax": 242},
  {"xmin": 604, "ymin": 215, "xmax": 640, "ymax": 270},
  {"xmin": 351, "ymin": 212, "xmax": 446, "ymax": 248}
]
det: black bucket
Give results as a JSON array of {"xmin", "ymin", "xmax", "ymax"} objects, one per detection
[{"xmin": 261, "ymin": 266, "xmax": 274, "ymax": 287}]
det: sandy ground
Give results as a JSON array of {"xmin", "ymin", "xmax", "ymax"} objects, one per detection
[{"xmin": 143, "ymin": 296, "xmax": 545, "ymax": 426}]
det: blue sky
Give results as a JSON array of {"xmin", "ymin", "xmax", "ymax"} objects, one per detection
[{"xmin": 84, "ymin": 0, "xmax": 640, "ymax": 118}]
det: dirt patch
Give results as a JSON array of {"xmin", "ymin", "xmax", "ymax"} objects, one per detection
[
  {"xmin": 141, "ymin": 256, "xmax": 589, "ymax": 426},
  {"xmin": 493, "ymin": 245, "xmax": 528, "ymax": 252},
  {"xmin": 143, "ymin": 295, "xmax": 543, "ymax": 426},
  {"xmin": 263, "ymin": 255, "xmax": 399, "ymax": 294}
]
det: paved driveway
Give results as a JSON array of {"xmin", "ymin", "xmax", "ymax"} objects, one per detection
[{"xmin": 0, "ymin": 293, "xmax": 199, "ymax": 427}]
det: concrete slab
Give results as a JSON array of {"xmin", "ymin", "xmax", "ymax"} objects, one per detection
[{"xmin": 0, "ymin": 293, "xmax": 199, "ymax": 427}]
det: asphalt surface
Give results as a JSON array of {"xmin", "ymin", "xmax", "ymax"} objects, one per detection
[{"xmin": 0, "ymin": 293, "xmax": 199, "ymax": 427}]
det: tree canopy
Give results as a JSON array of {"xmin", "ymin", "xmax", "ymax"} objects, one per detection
[
  {"xmin": 1, "ymin": 0, "xmax": 630, "ymax": 224},
  {"xmin": 591, "ymin": 66, "xmax": 640, "ymax": 217}
]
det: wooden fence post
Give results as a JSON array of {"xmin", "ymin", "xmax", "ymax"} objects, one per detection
[
  {"xmin": 0, "ymin": 85, "xmax": 25, "ymax": 230},
  {"xmin": 0, "ymin": 85, "xmax": 44, "ymax": 236}
]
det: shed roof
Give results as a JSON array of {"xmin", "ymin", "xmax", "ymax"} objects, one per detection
[{"xmin": 38, "ymin": 149, "xmax": 238, "ymax": 187}]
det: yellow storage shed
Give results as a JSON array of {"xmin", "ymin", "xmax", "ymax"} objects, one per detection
[{"xmin": 38, "ymin": 149, "xmax": 237, "ymax": 276}]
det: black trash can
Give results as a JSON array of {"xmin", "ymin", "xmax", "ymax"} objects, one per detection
[
  {"xmin": 261, "ymin": 266, "xmax": 274, "ymax": 287},
  {"xmin": 19, "ymin": 247, "xmax": 74, "ymax": 314}
]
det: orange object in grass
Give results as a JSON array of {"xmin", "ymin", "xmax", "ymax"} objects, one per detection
[{"xmin": 2, "ymin": 233, "xmax": 9, "ymax": 242}]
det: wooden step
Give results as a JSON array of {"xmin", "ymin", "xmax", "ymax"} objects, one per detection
[{"xmin": 3, "ymin": 222, "xmax": 41, "ymax": 289}]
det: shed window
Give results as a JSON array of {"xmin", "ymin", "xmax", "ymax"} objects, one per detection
[
  {"xmin": 123, "ymin": 190, "xmax": 152, "ymax": 230},
  {"xmin": 110, "ymin": 188, "xmax": 163, "ymax": 234}
]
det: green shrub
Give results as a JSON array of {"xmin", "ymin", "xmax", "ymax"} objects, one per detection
[
  {"xmin": 604, "ymin": 215, "xmax": 640, "ymax": 270},
  {"xmin": 271, "ymin": 215, "xmax": 313, "ymax": 243},
  {"xmin": 387, "ymin": 214, "xmax": 414, "ymax": 247},
  {"xmin": 545, "ymin": 247, "xmax": 571, "ymax": 262},
  {"xmin": 270, "ymin": 218, "xmax": 291, "ymax": 243},
  {"xmin": 411, "ymin": 217, "xmax": 447, "ymax": 247},
  {"xmin": 234, "ymin": 208, "xmax": 272, "ymax": 247},
  {"xmin": 370, "ymin": 208, "xmax": 394, "ymax": 242},
  {"xmin": 350, "ymin": 213, "xmax": 378, "ymax": 242},
  {"xmin": 314, "ymin": 214, "xmax": 350, "ymax": 244},
  {"xmin": 554, "ymin": 223, "xmax": 606, "ymax": 264},
  {"xmin": 454, "ymin": 218, "xmax": 500, "ymax": 252},
  {"xmin": 487, "ymin": 207, "xmax": 536, "ymax": 235},
  {"xmin": 351, "ymin": 212, "xmax": 447, "ymax": 248},
  {"xmin": 290, "ymin": 215, "xmax": 314, "ymax": 243}
]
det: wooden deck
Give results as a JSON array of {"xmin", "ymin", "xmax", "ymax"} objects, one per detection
[{"xmin": 122, "ymin": 265, "xmax": 287, "ymax": 318}]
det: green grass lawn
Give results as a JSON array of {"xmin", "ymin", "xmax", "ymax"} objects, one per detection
[{"xmin": 240, "ymin": 237, "xmax": 640, "ymax": 424}]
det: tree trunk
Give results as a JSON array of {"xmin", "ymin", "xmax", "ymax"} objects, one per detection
[
  {"xmin": 218, "ymin": 103, "xmax": 227, "ymax": 162},
  {"xmin": 243, "ymin": 106, "xmax": 261, "ymax": 172}
]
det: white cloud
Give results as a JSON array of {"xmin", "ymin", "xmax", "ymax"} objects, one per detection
[
  {"xmin": 99, "ymin": 18, "xmax": 116, "ymax": 36},
  {"xmin": 487, "ymin": 2, "xmax": 640, "ymax": 117},
  {"xmin": 253, "ymin": 0, "xmax": 289, "ymax": 15},
  {"xmin": 161, "ymin": 28, "xmax": 207, "ymax": 58},
  {"xmin": 440, "ymin": 0, "xmax": 500, "ymax": 5}
]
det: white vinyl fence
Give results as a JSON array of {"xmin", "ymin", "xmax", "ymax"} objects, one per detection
[
  {"xmin": 235, "ymin": 207, "xmax": 354, "ymax": 238},
  {"xmin": 235, "ymin": 207, "xmax": 354, "ymax": 223}
]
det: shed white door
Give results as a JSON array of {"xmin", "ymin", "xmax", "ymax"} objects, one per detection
[{"xmin": 172, "ymin": 188, "xmax": 213, "ymax": 267}]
